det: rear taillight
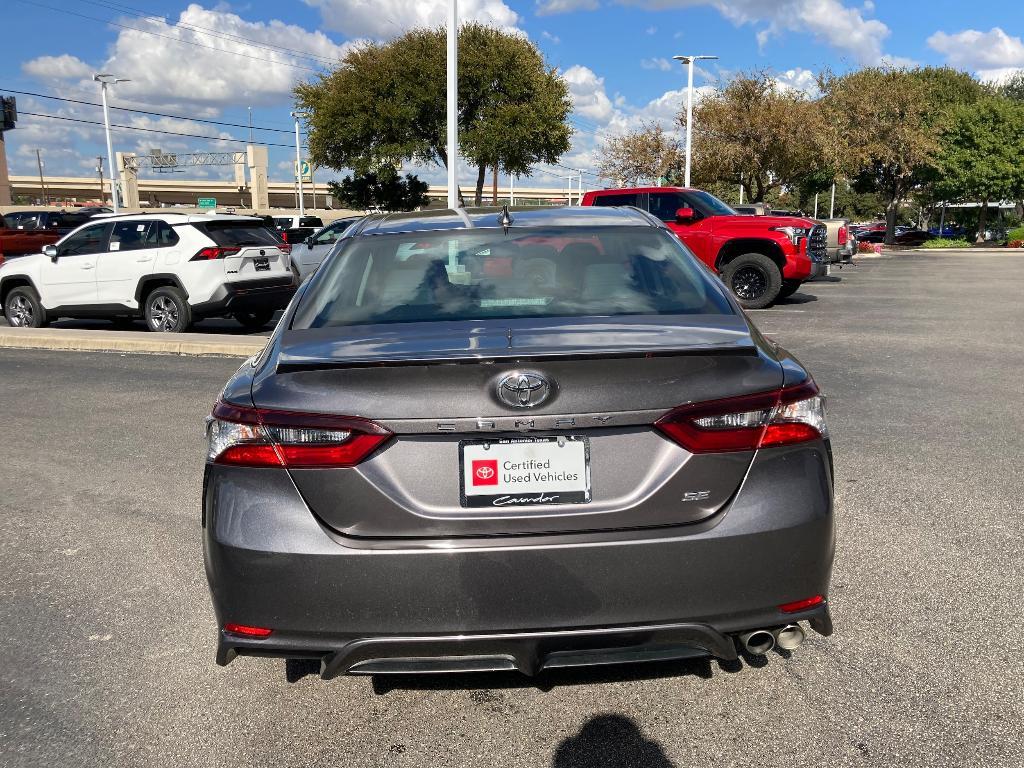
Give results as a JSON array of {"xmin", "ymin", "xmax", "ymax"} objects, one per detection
[
  {"xmin": 206, "ymin": 400, "xmax": 392, "ymax": 468},
  {"xmin": 655, "ymin": 381, "xmax": 827, "ymax": 453},
  {"xmin": 838, "ymin": 226, "xmax": 848, "ymax": 245},
  {"xmin": 191, "ymin": 246, "xmax": 240, "ymax": 261},
  {"xmin": 280, "ymin": 231, "xmax": 289, "ymax": 243}
]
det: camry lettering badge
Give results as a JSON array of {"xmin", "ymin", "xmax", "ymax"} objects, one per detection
[{"xmin": 497, "ymin": 371, "xmax": 551, "ymax": 408}]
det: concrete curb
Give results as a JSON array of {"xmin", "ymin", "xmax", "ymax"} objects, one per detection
[{"xmin": 0, "ymin": 327, "xmax": 266, "ymax": 357}]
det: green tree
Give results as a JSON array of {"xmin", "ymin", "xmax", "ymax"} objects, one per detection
[
  {"xmin": 821, "ymin": 68, "xmax": 939, "ymax": 244},
  {"xmin": 328, "ymin": 168, "xmax": 430, "ymax": 212},
  {"xmin": 689, "ymin": 71, "xmax": 830, "ymax": 203},
  {"xmin": 294, "ymin": 24, "xmax": 571, "ymax": 207},
  {"xmin": 933, "ymin": 97, "xmax": 1024, "ymax": 242},
  {"xmin": 1000, "ymin": 71, "xmax": 1024, "ymax": 102},
  {"xmin": 597, "ymin": 123, "xmax": 682, "ymax": 185}
]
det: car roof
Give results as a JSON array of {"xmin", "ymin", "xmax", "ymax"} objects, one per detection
[
  {"xmin": 87, "ymin": 212, "xmax": 265, "ymax": 224},
  {"xmin": 352, "ymin": 205, "xmax": 661, "ymax": 237},
  {"xmin": 584, "ymin": 186, "xmax": 703, "ymax": 195}
]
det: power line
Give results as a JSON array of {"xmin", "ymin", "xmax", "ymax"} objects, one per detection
[
  {"xmin": 69, "ymin": 0, "xmax": 345, "ymax": 69},
  {"xmin": 12, "ymin": 0, "xmax": 325, "ymax": 73},
  {"xmin": 18, "ymin": 110, "xmax": 303, "ymax": 149},
  {"xmin": 2, "ymin": 89, "xmax": 294, "ymax": 134}
]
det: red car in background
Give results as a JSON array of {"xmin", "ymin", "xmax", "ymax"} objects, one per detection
[{"xmin": 580, "ymin": 187, "xmax": 828, "ymax": 308}]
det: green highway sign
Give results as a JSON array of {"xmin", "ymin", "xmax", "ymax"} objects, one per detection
[{"xmin": 198, "ymin": 197, "xmax": 216, "ymax": 208}]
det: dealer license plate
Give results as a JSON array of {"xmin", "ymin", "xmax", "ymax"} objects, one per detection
[
  {"xmin": 460, "ymin": 436, "xmax": 591, "ymax": 508},
  {"xmin": 253, "ymin": 256, "xmax": 270, "ymax": 271}
]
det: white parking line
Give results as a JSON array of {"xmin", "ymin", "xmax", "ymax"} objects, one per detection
[{"xmin": 747, "ymin": 309, "xmax": 806, "ymax": 313}]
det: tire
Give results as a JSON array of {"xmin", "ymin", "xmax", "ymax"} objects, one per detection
[
  {"xmin": 143, "ymin": 286, "xmax": 191, "ymax": 333},
  {"xmin": 778, "ymin": 280, "xmax": 802, "ymax": 299},
  {"xmin": 234, "ymin": 309, "xmax": 275, "ymax": 330},
  {"xmin": 3, "ymin": 286, "xmax": 48, "ymax": 328},
  {"xmin": 723, "ymin": 253, "xmax": 783, "ymax": 310}
]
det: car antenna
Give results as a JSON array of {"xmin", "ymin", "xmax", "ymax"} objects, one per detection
[{"xmin": 499, "ymin": 205, "xmax": 513, "ymax": 235}]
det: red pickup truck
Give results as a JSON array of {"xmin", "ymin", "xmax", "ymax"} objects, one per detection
[
  {"xmin": 580, "ymin": 187, "xmax": 827, "ymax": 308},
  {"xmin": 0, "ymin": 216, "xmax": 61, "ymax": 259}
]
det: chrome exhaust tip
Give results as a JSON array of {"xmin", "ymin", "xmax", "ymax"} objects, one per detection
[
  {"xmin": 738, "ymin": 629, "xmax": 775, "ymax": 655},
  {"xmin": 773, "ymin": 624, "xmax": 806, "ymax": 651}
]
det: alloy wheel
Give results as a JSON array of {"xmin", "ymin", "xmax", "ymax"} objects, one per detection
[
  {"xmin": 149, "ymin": 296, "xmax": 179, "ymax": 331},
  {"xmin": 731, "ymin": 266, "xmax": 768, "ymax": 301},
  {"xmin": 8, "ymin": 295, "xmax": 33, "ymax": 327}
]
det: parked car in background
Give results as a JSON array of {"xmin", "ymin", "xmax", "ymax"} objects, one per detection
[
  {"xmin": 0, "ymin": 214, "xmax": 61, "ymax": 258},
  {"xmin": 273, "ymin": 215, "xmax": 324, "ymax": 245},
  {"xmin": 291, "ymin": 217, "xmax": 361, "ymax": 280},
  {"xmin": 0, "ymin": 213, "xmax": 294, "ymax": 332},
  {"xmin": 4, "ymin": 210, "xmax": 96, "ymax": 237},
  {"xmin": 203, "ymin": 205, "xmax": 835, "ymax": 680},
  {"xmin": 580, "ymin": 187, "xmax": 827, "ymax": 308},
  {"xmin": 733, "ymin": 203, "xmax": 771, "ymax": 216}
]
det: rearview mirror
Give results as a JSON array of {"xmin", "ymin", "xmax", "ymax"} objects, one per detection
[
  {"xmin": 43, "ymin": 245, "xmax": 58, "ymax": 260},
  {"xmin": 675, "ymin": 207, "xmax": 696, "ymax": 223}
]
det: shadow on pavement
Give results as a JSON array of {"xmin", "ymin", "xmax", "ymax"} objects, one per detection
[
  {"xmin": 0, "ymin": 315, "xmax": 278, "ymax": 336},
  {"xmin": 552, "ymin": 714, "xmax": 676, "ymax": 768},
  {"xmin": 776, "ymin": 292, "xmax": 818, "ymax": 305}
]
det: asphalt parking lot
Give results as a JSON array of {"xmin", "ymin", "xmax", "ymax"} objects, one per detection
[{"xmin": 1, "ymin": 250, "xmax": 1022, "ymax": 767}]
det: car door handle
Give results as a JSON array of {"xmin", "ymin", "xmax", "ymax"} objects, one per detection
[
  {"xmin": 81, "ymin": 264, "xmax": 95, "ymax": 270},
  {"xmin": 136, "ymin": 256, "xmax": 153, "ymax": 262}
]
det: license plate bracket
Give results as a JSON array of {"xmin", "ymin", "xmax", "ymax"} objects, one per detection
[
  {"xmin": 253, "ymin": 256, "xmax": 270, "ymax": 271},
  {"xmin": 459, "ymin": 436, "xmax": 591, "ymax": 508}
]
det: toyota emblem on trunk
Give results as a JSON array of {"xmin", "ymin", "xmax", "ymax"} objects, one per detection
[{"xmin": 497, "ymin": 372, "xmax": 551, "ymax": 408}]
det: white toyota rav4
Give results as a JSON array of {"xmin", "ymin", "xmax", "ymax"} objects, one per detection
[{"xmin": 0, "ymin": 213, "xmax": 295, "ymax": 332}]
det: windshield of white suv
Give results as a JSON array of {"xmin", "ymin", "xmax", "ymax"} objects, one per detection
[{"xmin": 292, "ymin": 226, "xmax": 733, "ymax": 329}]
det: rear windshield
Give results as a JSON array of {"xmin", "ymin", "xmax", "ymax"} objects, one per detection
[
  {"xmin": 299, "ymin": 216, "xmax": 324, "ymax": 228},
  {"xmin": 292, "ymin": 226, "xmax": 732, "ymax": 329},
  {"xmin": 193, "ymin": 221, "xmax": 281, "ymax": 247},
  {"xmin": 55, "ymin": 213, "xmax": 92, "ymax": 229}
]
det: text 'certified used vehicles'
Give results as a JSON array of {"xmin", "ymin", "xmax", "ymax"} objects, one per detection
[
  {"xmin": 581, "ymin": 187, "xmax": 828, "ymax": 308},
  {"xmin": 0, "ymin": 213, "xmax": 294, "ymax": 332},
  {"xmin": 203, "ymin": 206, "xmax": 835, "ymax": 680}
]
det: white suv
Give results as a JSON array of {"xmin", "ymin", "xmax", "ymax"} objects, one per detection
[{"xmin": 0, "ymin": 213, "xmax": 295, "ymax": 332}]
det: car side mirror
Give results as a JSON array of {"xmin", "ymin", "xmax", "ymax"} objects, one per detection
[
  {"xmin": 675, "ymin": 207, "xmax": 696, "ymax": 223},
  {"xmin": 43, "ymin": 245, "xmax": 58, "ymax": 261},
  {"xmin": 305, "ymin": 236, "xmax": 314, "ymax": 249}
]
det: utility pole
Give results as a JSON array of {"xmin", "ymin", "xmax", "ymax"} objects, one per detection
[
  {"xmin": 829, "ymin": 182, "xmax": 836, "ymax": 219},
  {"xmin": 446, "ymin": 0, "xmax": 459, "ymax": 208},
  {"xmin": 96, "ymin": 156, "xmax": 104, "ymax": 203},
  {"xmin": 248, "ymin": 106, "xmax": 253, "ymax": 144},
  {"xmin": 739, "ymin": 173, "xmax": 744, "ymax": 205},
  {"xmin": 492, "ymin": 164, "xmax": 498, "ymax": 205},
  {"xmin": 34, "ymin": 149, "xmax": 47, "ymax": 205},
  {"xmin": 509, "ymin": 174, "xmax": 515, "ymax": 206},
  {"xmin": 814, "ymin": 193, "xmax": 819, "ymax": 219},
  {"xmin": 672, "ymin": 54, "xmax": 718, "ymax": 188}
]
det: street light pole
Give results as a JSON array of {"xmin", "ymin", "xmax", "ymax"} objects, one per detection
[
  {"xmin": 446, "ymin": 0, "xmax": 459, "ymax": 209},
  {"xmin": 290, "ymin": 111, "xmax": 305, "ymax": 217},
  {"xmin": 673, "ymin": 54, "xmax": 717, "ymax": 188},
  {"xmin": 94, "ymin": 74, "xmax": 130, "ymax": 213}
]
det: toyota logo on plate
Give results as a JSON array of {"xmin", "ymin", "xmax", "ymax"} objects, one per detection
[
  {"xmin": 496, "ymin": 371, "xmax": 552, "ymax": 408},
  {"xmin": 475, "ymin": 465, "xmax": 495, "ymax": 480}
]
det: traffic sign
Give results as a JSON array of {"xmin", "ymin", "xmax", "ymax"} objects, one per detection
[
  {"xmin": 198, "ymin": 197, "xmax": 216, "ymax": 208},
  {"xmin": 295, "ymin": 160, "xmax": 312, "ymax": 183}
]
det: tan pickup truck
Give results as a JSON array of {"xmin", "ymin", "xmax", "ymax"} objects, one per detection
[{"xmin": 734, "ymin": 205, "xmax": 856, "ymax": 263}]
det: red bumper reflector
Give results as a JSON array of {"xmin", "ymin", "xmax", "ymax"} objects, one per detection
[
  {"xmin": 779, "ymin": 595, "xmax": 824, "ymax": 614},
  {"xmin": 223, "ymin": 622, "xmax": 273, "ymax": 637}
]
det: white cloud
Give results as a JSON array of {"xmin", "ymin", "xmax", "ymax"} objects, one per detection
[
  {"xmin": 541, "ymin": 30, "xmax": 561, "ymax": 44},
  {"xmin": 22, "ymin": 54, "xmax": 93, "ymax": 81},
  {"xmin": 645, "ymin": 25, "xmax": 658, "ymax": 34},
  {"xmin": 562, "ymin": 65, "xmax": 616, "ymax": 123},
  {"xmin": 536, "ymin": 0, "xmax": 600, "ymax": 15},
  {"xmin": 306, "ymin": 0, "xmax": 520, "ymax": 37},
  {"xmin": 641, "ymin": 57, "xmax": 673, "ymax": 71},
  {"xmin": 774, "ymin": 67, "xmax": 819, "ymax": 96},
  {"xmin": 928, "ymin": 27, "xmax": 1024, "ymax": 82}
]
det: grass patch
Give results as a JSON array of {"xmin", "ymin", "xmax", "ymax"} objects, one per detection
[{"xmin": 920, "ymin": 238, "xmax": 974, "ymax": 249}]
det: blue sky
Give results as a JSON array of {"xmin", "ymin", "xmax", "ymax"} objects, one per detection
[{"xmin": 2, "ymin": 0, "xmax": 1023, "ymax": 189}]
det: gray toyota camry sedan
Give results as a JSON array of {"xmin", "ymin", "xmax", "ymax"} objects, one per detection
[{"xmin": 203, "ymin": 205, "xmax": 834, "ymax": 679}]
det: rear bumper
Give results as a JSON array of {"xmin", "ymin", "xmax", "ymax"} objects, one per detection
[
  {"xmin": 192, "ymin": 277, "xmax": 295, "ymax": 317},
  {"xmin": 203, "ymin": 443, "xmax": 835, "ymax": 676}
]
